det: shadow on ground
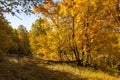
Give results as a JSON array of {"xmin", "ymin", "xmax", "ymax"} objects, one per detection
[
  {"xmin": 0, "ymin": 60, "xmax": 87, "ymax": 80},
  {"xmin": 0, "ymin": 58, "xmax": 118, "ymax": 80}
]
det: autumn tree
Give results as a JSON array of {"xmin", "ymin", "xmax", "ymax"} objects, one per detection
[
  {"xmin": 32, "ymin": 0, "xmax": 120, "ymax": 68},
  {"xmin": 0, "ymin": 16, "xmax": 9, "ymax": 60},
  {"xmin": 0, "ymin": 15, "xmax": 18, "ymax": 60},
  {"xmin": 17, "ymin": 25, "xmax": 31, "ymax": 56},
  {"xmin": 1, "ymin": 0, "xmax": 118, "ymax": 70},
  {"xmin": 29, "ymin": 18, "xmax": 52, "ymax": 59}
]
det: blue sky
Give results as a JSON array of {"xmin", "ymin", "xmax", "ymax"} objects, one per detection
[
  {"xmin": 5, "ymin": 0, "xmax": 60, "ymax": 31},
  {"xmin": 5, "ymin": 13, "xmax": 38, "ymax": 31}
]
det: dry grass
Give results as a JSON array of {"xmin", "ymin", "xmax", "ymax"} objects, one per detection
[
  {"xmin": 45, "ymin": 64, "xmax": 120, "ymax": 80},
  {"xmin": 0, "ymin": 58, "xmax": 120, "ymax": 80}
]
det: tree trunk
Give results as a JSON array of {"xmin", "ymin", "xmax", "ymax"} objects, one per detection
[{"xmin": 72, "ymin": 17, "xmax": 82, "ymax": 66}]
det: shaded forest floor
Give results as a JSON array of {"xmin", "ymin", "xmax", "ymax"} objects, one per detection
[{"xmin": 0, "ymin": 57, "xmax": 120, "ymax": 80}]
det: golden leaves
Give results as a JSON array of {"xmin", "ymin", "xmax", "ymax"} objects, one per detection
[
  {"xmin": 33, "ymin": 0, "xmax": 53, "ymax": 13},
  {"xmin": 33, "ymin": 6, "xmax": 41, "ymax": 13}
]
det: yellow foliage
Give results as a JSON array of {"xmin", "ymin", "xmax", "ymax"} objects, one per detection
[
  {"xmin": 30, "ymin": 0, "xmax": 120, "ymax": 71},
  {"xmin": 33, "ymin": 6, "xmax": 41, "ymax": 13}
]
